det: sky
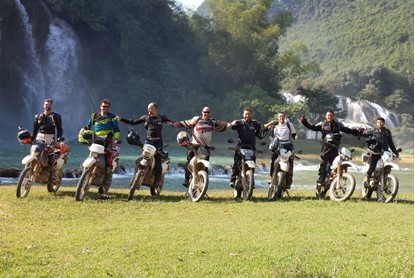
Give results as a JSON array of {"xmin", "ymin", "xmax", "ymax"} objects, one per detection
[{"xmin": 176, "ymin": 0, "xmax": 204, "ymax": 10}]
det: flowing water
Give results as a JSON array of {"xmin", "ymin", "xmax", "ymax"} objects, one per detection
[{"xmin": 1, "ymin": 142, "xmax": 413, "ymax": 194}]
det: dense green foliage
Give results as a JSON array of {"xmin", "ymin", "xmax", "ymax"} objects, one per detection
[
  {"xmin": 273, "ymin": 0, "xmax": 414, "ymax": 118},
  {"xmin": 0, "ymin": 0, "xmax": 412, "ymax": 142}
]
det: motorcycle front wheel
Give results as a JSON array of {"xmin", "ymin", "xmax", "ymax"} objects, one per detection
[
  {"xmin": 329, "ymin": 173, "xmax": 356, "ymax": 202},
  {"xmin": 267, "ymin": 183, "xmax": 276, "ymax": 201},
  {"xmin": 188, "ymin": 170, "xmax": 208, "ymax": 202},
  {"xmin": 243, "ymin": 169, "xmax": 254, "ymax": 201},
  {"xmin": 377, "ymin": 174, "xmax": 399, "ymax": 203},
  {"xmin": 16, "ymin": 167, "xmax": 34, "ymax": 198},
  {"xmin": 75, "ymin": 169, "xmax": 91, "ymax": 201},
  {"xmin": 128, "ymin": 168, "xmax": 144, "ymax": 201}
]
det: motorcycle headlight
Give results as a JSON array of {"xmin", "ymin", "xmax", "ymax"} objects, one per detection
[
  {"xmin": 30, "ymin": 145, "xmax": 42, "ymax": 156},
  {"xmin": 91, "ymin": 152, "xmax": 100, "ymax": 159}
]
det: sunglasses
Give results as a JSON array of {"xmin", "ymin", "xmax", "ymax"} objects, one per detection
[
  {"xmin": 101, "ymin": 105, "xmax": 109, "ymax": 108},
  {"xmin": 202, "ymin": 111, "xmax": 210, "ymax": 114}
]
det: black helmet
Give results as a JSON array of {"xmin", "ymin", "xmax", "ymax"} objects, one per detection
[
  {"xmin": 127, "ymin": 129, "xmax": 141, "ymax": 145},
  {"xmin": 17, "ymin": 129, "xmax": 31, "ymax": 144}
]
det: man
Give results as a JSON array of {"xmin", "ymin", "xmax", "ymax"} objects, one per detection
[
  {"xmin": 32, "ymin": 98, "xmax": 63, "ymax": 190},
  {"xmin": 299, "ymin": 110, "xmax": 361, "ymax": 188},
  {"xmin": 172, "ymin": 106, "xmax": 228, "ymax": 187},
  {"xmin": 362, "ymin": 117, "xmax": 399, "ymax": 186},
  {"xmin": 80, "ymin": 98, "xmax": 120, "ymax": 198},
  {"xmin": 118, "ymin": 102, "xmax": 174, "ymax": 188},
  {"xmin": 263, "ymin": 111, "xmax": 297, "ymax": 189},
  {"xmin": 229, "ymin": 107, "xmax": 266, "ymax": 188}
]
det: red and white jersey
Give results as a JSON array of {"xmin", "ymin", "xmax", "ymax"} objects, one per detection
[{"xmin": 179, "ymin": 116, "xmax": 224, "ymax": 147}]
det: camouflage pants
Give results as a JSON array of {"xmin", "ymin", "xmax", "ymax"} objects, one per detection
[{"xmin": 101, "ymin": 166, "xmax": 113, "ymax": 194}]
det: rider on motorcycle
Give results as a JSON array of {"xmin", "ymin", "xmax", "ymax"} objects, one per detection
[
  {"xmin": 172, "ymin": 106, "xmax": 228, "ymax": 187},
  {"xmin": 31, "ymin": 98, "xmax": 64, "ymax": 189},
  {"xmin": 360, "ymin": 117, "xmax": 399, "ymax": 186},
  {"xmin": 79, "ymin": 98, "xmax": 120, "ymax": 198},
  {"xmin": 264, "ymin": 111, "xmax": 297, "ymax": 189},
  {"xmin": 299, "ymin": 110, "xmax": 361, "ymax": 187},
  {"xmin": 228, "ymin": 107, "xmax": 266, "ymax": 188},
  {"xmin": 118, "ymin": 102, "xmax": 174, "ymax": 188}
]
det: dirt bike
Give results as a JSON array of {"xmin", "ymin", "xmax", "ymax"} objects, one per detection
[
  {"xmin": 75, "ymin": 137, "xmax": 121, "ymax": 201},
  {"xmin": 183, "ymin": 143, "xmax": 212, "ymax": 202},
  {"xmin": 16, "ymin": 128, "xmax": 69, "ymax": 198},
  {"xmin": 361, "ymin": 148, "xmax": 402, "ymax": 203},
  {"xmin": 316, "ymin": 145, "xmax": 358, "ymax": 201},
  {"xmin": 127, "ymin": 130, "xmax": 170, "ymax": 200},
  {"xmin": 228, "ymin": 139, "xmax": 264, "ymax": 201},
  {"xmin": 268, "ymin": 144, "xmax": 302, "ymax": 201}
]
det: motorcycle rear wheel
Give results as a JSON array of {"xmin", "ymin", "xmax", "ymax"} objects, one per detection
[
  {"xmin": 329, "ymin": 173, "xmax": 355, "ymax": 202},
  {"xmin": 274, "ymin": 171, "xmax": 286, "ymax": 200},
  {"xmin": 47, "ymin": 169, "xmax": 63, "ymax": 193},
  {"xmin": 361, "ymin": 180, "xmax": 374, "ymax": 199},
  {"xmin": 267, "ymin": 184, "xmax": 276, "ymax": 201},
  {"xmin": 188, "ymin": 170, "xmax": 208, "ymax": 202},
  {"xmin": 128, "ymin": 168, "xmax": 144, "ymax": 201},
  {"xmin": 234, "ymin": 179, "xmax": 242, "ymax": 199},
  {"xmin": 75, "ymin": 169, "xmax": 91, "ymax": 201},
  {"xmin": 16, "ymin": 167, "xmax": 34, "ymax": 198},
  {"xmin": 377, "ymin": 174, "xmax": 399, "ymax": 203},
  {"xmin": 243, "ymin": 169, "xmax": 254, "ymax": 201}
]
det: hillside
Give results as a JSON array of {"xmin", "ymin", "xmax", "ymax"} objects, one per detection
[
  {"xmin": 273, "ymin": 0, "xmax": 413, "ymax": 77},
  {"xmin": 269, "ymin": 0, "xmax": 414, "ymax": 122}
]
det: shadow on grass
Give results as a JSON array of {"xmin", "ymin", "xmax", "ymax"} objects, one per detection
[{"xmin": 52, "ymin": 187, "xmax": 414, "ymax": 205}]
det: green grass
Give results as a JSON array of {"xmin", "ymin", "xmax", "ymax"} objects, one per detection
[{"xmin": 0, "ymin": 186, "xmax": 413, "ymax": 277}]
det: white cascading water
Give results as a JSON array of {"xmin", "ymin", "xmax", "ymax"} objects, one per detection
[
  {"xmin": 14, "ymin": 0, "xmax": 46, "ymax": 117},
  {"xmin": 14, "ymin": 0, "xmax": 93, "ymax": 140},
  {"xmin": 282, "ymin": 92, "xmax": 400, "ymax": 139}
]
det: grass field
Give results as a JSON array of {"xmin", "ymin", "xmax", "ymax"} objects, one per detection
[{"xmin": 0, "ymin": 185, "xmax": 413, "ymax": 277}]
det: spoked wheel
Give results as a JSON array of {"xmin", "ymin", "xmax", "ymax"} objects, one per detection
[
  {"xmin": 150, "ymin": 175, "xmax": 164, "ymax": 197},
  {"xmin": 128, "ymin": 168, "xmax": 144, "ymax": 201},
  {"xmin": 75, "ymin": 169, "xmax": 91, "ymax": 201},
  {"xmin": 243, "ymin": 170, "xmax": 254, "ymax": 201},
  {"xmin": 329, "ymin": 173, "xmax": 356, "ymax": 202},
  {"xmin": 16, "ymin": 167, "xmax": 34, "ymax": 198},
  {"xmin": 233, "ymin": 179, "xmax": 242, "ymax": 199},
  {"xmin": 47, "ymin": 169, "xmax": 63, "ymax": 193},
  {"xmin": 274, "ymin": 172, "xmax": 286, "ymax": 200},
  {"xmin": 377, "ymin": 174, "xmax": 399, "ymax": 203},
  {"xmin": 188, "ymin": 170, "xmax": 208, "ymax": 202},
  {"xmin": 361, "ymin": 180, "xmax": 374, "ymax": 200},
  {"xmin": 267, "ymin": 183, "xmax": 276, "ymax": 201}
]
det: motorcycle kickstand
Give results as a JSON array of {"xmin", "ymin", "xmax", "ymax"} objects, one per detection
[
  {"xmin": 205, "ymin": 193, "xmax": 210, "ymax": 199},
  {"xmin": 284, "ymin": 190, "xmax": 290, "ymax": 198}
]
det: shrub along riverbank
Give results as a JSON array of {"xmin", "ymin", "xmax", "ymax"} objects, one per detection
[{"xmin": 0, "ymin": 186, "xmax": 413, "ymax": 277}]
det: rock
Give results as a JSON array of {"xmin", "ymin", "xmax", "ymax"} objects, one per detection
[{"xmin": 0, "ymin": 167, "xmax": 21, "ymax": 178}]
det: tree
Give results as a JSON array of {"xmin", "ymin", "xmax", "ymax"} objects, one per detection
[{"xmin": 296, "ymin": 86, "xmax": 345, "ymax": 121}]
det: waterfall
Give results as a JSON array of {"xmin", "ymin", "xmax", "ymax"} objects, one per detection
[
  {"xmin": 13, "ymin": 0, "xmax": 94, "ymax": 140},
  {"xmin": 282, "ymin": 92, "xmax": 400, "ymax": 139},
  {"xmin": 14, "ymin": 0, "xmax": 46, "ymax": 118}
]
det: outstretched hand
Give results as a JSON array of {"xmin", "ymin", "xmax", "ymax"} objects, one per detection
[{"xmin": 299, "ymin": 116, "xmax": 307, "ymax": 124}]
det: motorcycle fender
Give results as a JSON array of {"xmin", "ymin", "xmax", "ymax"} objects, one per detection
[
  {"xmin": 385, "ymin": 162, "xmax": 400, "ymax": 171},
  {"xmin": 245, "ymin": 160, "xmax": 256, "ymax": 169},
  {"xmin": 22, "ymin": 155, "xmax": 37, "ymax": 165},
  {"xmin": 280, "ymin": 161, "xmax": 290, "ymax": 172},
  {"xmin": 161, "ymin": 161, "xmax": 169, "ymax": 174},
  {"xmin": 82, "ymin": 157, "xmax": 97, "ymax": 168},
  {"xmin": 341, "ymin": 161, "xmax": 359, "ymax": 172},
  {"xmin": 330, "ymin": 156, "xmax": 341, "ymax": 170},
  {"xmin": 197, "ymin": 160, "xmax": 211, "ymax": 170}
]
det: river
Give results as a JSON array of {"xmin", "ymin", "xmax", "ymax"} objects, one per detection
[{"xmin": 1, "ymin": 141, "xmax": 413, "ymax": 193}]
